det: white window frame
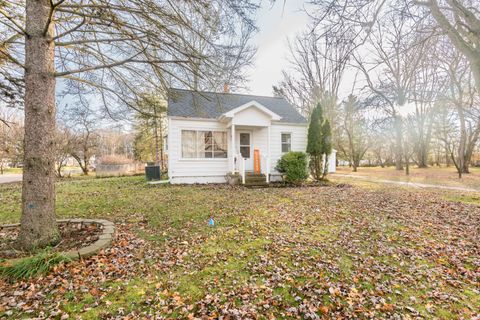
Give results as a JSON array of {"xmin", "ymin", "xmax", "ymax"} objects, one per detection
[
  {"xmin": 180, "ymin": 130, "xmax": 228, "ymax": 160},
  {"xmin": 281, "ymin": 132, "xmax": 292, "ymax": 153}
]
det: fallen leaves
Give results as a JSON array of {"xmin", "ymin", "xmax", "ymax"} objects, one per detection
[{"xmin": 1, "ymin": 181, "xmax": 479, "ymax": 319}]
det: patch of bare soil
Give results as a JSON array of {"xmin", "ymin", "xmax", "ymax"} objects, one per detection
[{"xmin": 0, "ymin": 223, "xmax": 102, "ymax": 259}]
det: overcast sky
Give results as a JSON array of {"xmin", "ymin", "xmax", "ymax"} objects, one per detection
[{"xmin": 240, "ymin": 0, "xmax": 310, "ymax": 97}]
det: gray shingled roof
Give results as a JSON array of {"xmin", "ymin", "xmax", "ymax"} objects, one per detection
[{"xmin": 167, "ymin": 88, "xmax": 307, "ymax": 123}]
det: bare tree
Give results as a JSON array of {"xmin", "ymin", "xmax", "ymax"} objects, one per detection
[
  {"xmin": 432, "ymin": 98, "xmax": 455, "ymax": 166},
  {"xmin": 437, "ymin": 44, "xmax": 480, "ymax": 177},
  {"xmin": 0, "ymin": 107, "xmax": 23, "ymax": 174},
  {"xmin": 310, "ymin": 0, "xmax": 480, "ymax": 93},
  {"xmin": 274, "ymin": 25, "xmax": 355, "ymax": 117},
  {"xmin": 53, "ymin": 125, "xmax": 74, "ymax": 178},
  {"xmin": 338, "ymin": 95, "xmax": 370, "ymax": 172},
  {"xmin": 368, "ymin": 122, "xmax": 396, "ymax": 167},
  {"xmin": 61, "ymin": 103, "xmax": 100, "ymax": 176},
  {"xmin": 1, "ymin": 0, "xmax": 260, "ymax": 249},
  {"xmin": 415, "ymin": 1, "xmax": 480, "ymax": 93},
  {"xmin": 407, "ymin": 40, "xmax": 446, "ymax": 167},
  {"xmin": 352, "ymin": 4, "xmax": 432, "ymax": 171}
]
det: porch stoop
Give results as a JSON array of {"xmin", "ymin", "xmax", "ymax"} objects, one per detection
[{"xmin": 244, "ymin": 172, "xmax": 268, "ymax": 188}]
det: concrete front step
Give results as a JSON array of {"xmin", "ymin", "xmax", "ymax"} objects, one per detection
[
  {"xmin": 245, "ymin": 182, "xmax": 269, "ymax": 188},
  {"xmin": 246, "ymin": 177, "xmax": 267, "ymax": 183},
  {"xmin": 245, "ymin": 173, "xmax": 266, "ymax": 177},
  {"xmin": 243, "ymin": 172, "xmax": 268, "ymax": 187}
]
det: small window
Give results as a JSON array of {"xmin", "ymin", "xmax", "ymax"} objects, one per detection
[{"xmin": 281, "ymin": 133, "xmax": 291, "ymax": 153}]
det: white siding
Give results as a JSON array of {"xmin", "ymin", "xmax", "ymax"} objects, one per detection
[
  {"xmin": 168, "ymin": 118, "xmax": 229, "ymax": 184},
  {"xmin": 328, "ymin": 151, "xmax": 337, "ymax": 173},
  {"xmin": 168, "ymin": 117, "xmax": 309, "ymax": 184},
  {"xmin": 232, "ymin": 106, "xmax": 271, "ymax": 127},
  {"xmin": 269, "ymin": 123, "xmax": 308, "ymax": 173}
]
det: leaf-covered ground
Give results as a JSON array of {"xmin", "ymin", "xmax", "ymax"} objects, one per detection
[{"xmin": 0, "ymin": 176, "xmax": 479, "ymax": 319}]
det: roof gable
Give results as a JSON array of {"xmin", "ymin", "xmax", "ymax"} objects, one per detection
[
  {"xmin": 220, "ymin": 100, "xmax": 282, "ymax": 121},
  {"xmin": 167, "ymin": 89, "xmax": 307, "ymax": 124}
]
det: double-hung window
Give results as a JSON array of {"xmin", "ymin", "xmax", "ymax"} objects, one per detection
[
  {"xmin": 182, "ymin": 130, "xmax": 227, "ymax": 158},
  {"xmin": 281, "ymin": 133, "xmax": 291, "ymax": 153}
]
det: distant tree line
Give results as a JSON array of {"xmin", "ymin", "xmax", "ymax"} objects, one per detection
[{"xmin": 275, "ymin": 0, "xmax": 480, "ymax": 178}]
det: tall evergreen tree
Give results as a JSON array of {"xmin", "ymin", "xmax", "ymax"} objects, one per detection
[
  {"xmin": 307, "ymin": 103, "xmax": 333, "ymax": 180},
  {"xmin": 307, "ymin": 103, "xmax": 324, "ymax": 180}
]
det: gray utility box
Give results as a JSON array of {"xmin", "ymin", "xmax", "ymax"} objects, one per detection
[{"xmin": 145, "ymin": 165, "xmax": 161, "ymax": 181}]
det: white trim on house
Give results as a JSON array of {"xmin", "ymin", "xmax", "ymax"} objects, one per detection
[
  {"xmin": 271, "ymin": 121, "xmax": 308, "ymax": 126},
  {"xmin": 219, "ymin": 100, "xmax": 282, "ymax": 122}
]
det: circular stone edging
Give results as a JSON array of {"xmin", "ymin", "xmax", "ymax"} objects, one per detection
[{"xmin": 0, "ymin": 218, "xmax": 115, "ymax": 262}]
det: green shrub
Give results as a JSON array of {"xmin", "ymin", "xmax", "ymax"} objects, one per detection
[
  {"xmin": 0, "ymin": 250, "xmax": 71, "ymax": 281},
  {"xmin": 276, "ymin": 151, "xmax": 309, "ymax": 185}
]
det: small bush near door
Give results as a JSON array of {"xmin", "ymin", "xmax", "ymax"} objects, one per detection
[{"xmin": 276, "ymin": 151, "xmax": 309, "ymax": 185}]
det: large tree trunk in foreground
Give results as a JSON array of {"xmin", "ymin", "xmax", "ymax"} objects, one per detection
[{"xmin": 17, "ymin": 0, "xmax": 59, "ymax": 250}]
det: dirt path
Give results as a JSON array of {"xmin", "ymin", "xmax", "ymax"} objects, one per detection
[{"xmin": 332, "ymin": 173, "xmax": 480, "ymax": 192}]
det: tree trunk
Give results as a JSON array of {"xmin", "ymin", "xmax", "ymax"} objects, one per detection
[
  {"xmin": 394, "ymin": 115, "xmax": 403, "ymax": 170},
  {"xmin": 82, "ymin": 153, "xmax": 89, "ymax": 175},
  {"xmin": 445, "ymin": 147, "xmax": 450, "ymax": 167},
  {"xmin": 17, "ymin": 0, "xmax": 59, "ymax": 250},
  {"xmin": 456, "ymin": 105, "xmax": 467, "ymax": 178},
  {"xmin": 153, "ymin": 108, "xmax": 160, "ymax": 165},
  {"xmin": 417, "ymin": 145, "xmax": 428, "ymax": 168},
  {"xmin": 404, "ymin": 148, "xmax": 410, "ymax": 176}
]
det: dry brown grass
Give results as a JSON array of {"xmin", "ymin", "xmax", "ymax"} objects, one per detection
[{"xmin": 334, "ymin": 166, "xmax": 480, "ymax": 190}]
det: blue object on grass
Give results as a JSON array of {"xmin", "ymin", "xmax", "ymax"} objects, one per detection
[{"xmin": 209, "ymin": 217, "xmax": 215, "ymax": 227}]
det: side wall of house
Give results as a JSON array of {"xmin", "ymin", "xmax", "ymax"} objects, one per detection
[
  {"xmin": 168, "ymin": 117, "xmax": 229, "ymax": 184},
  {"xmin": 269, "ymin": 123, "xmax": 308, "ymax": 180}
]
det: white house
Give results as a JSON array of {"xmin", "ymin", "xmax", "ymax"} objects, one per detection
[{"xmin": 167, "ymin": 88, "xmax": 336, "ymax": 185}]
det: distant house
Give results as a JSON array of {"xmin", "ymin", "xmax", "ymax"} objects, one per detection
[{"xmin": 166, "ymin": 88, "xmax": 336, "ymax": 184}]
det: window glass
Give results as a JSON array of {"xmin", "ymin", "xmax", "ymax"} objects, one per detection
[
  {"xmin": 213, "ymin": 132, "xmax": 227, "ymax": 158},
  {"xmin": 281, "ymin": 133, "xmax": 291, "ymax": 153},
  {"xmin": 239, "ymin": 133, "xmax": 250, "ymax": 158},
  {"xmin": 240, "ymin": 146, "xmax": 250, "ymax": 158},
  {"xmin": 182, "ymin": 130, "xmax": 197, "ymax": 158},
  {"xmin": 182, "ymin": 130, "xmax": 227, "ymax": 158},
  {"xmin": 240, "ymin": 133, "xmax": 250, "ymax": 146}
]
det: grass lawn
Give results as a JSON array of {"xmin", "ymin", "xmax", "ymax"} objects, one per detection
[
  {"xmin": 0, "ymin": 176, "xmax": 479, "ymax": 318},
  {"xmin": 335, "ymin": 165, "xmax": 480, "ymax": 190},
  {"xmin": 0, "ymin": 168, "xmax": 23, "ymax": 174}
]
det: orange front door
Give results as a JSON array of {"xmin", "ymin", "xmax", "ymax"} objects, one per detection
[{"xmin": 254, "ymin": 149, "xmax": 261, "ymax": 174}]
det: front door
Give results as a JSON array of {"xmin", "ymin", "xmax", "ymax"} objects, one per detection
[{"xmin": 237, "ymin": 131, "xmax": 253, "ymax": 171}]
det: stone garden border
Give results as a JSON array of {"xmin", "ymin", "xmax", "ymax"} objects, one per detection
[{"xmin": 0, "ymin": 219, "xmax": 115, "ymax": 262}]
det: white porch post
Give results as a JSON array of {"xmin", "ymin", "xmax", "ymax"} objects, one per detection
[
  {"xmin": 231, "ymin": 124, "xmax": 236, "ymax": 173},
  {"xmin": 267, "ymin": 125, "xmax": 271, "ymax": 183}
]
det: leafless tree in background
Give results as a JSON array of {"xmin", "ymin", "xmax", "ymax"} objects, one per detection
[
  {"xmin": 0, "ymin": 107, "xmax": 23, "ymax": 174},
  {"xmin": 338, "ymin": 95, "xmax": 370, "ymax": 172},
  {"xmin": 309, "ymin": 0, "xmax": 480, "ymax": 101},
  {"xmin": 437, "ymin": 44, "xmax": 480, "ymax": 177},
  {"xmin": 61, "ymin": 102, "xmax": 100, "ymax": 176},
  {"xmin": 274, "ymin": 24, "xmax": 356, "ymax": 116},
  {"xmin": 353, "ymin": 4, "xmax": 432, "ymax": 171},
  {"xmin": 52, "ymin": 124, "xmax": 75, "ymax": 178},
  {"xmin": 407, "ymin": 39, "xmax": 446, "ymax": 168},
  {"xmin": 432, "ymin": 98, "xmax": 455, "ymax": 167}
]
